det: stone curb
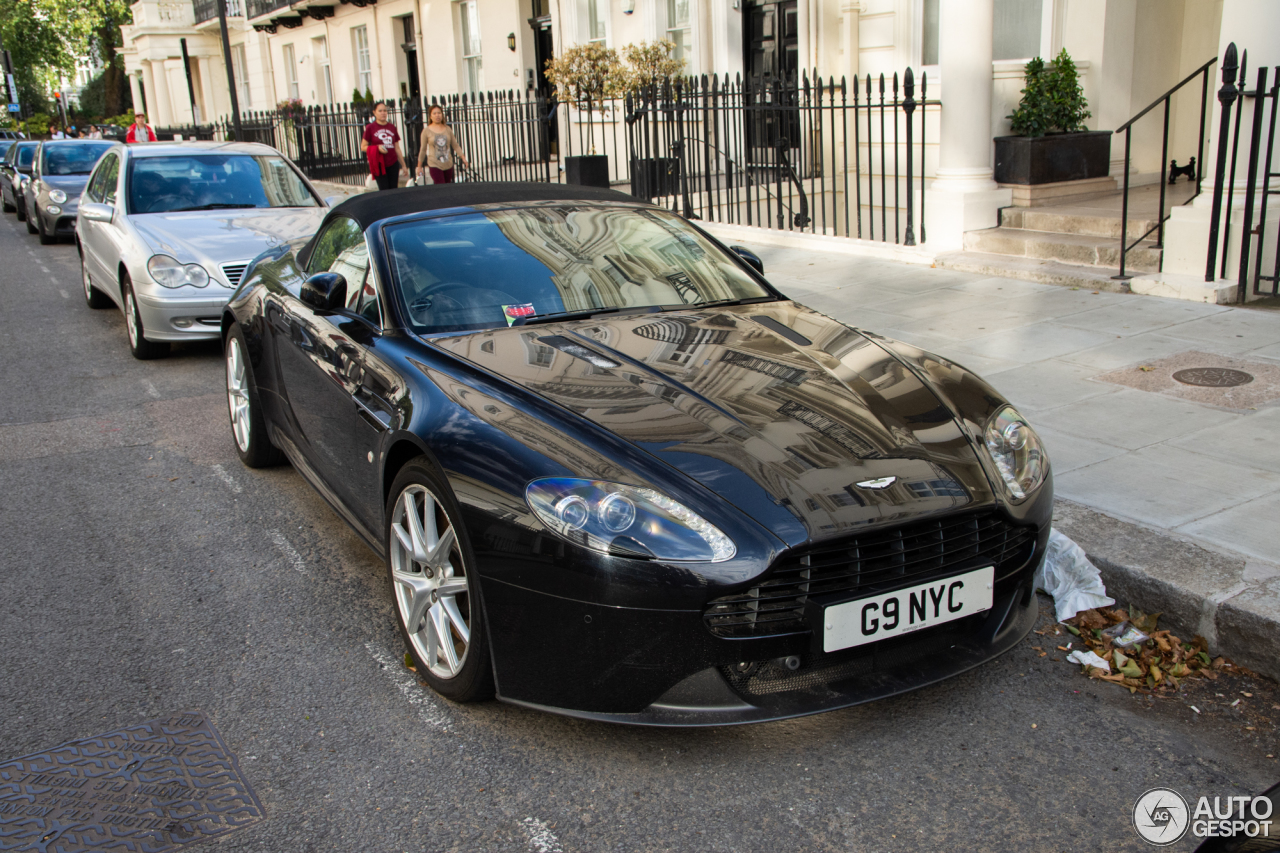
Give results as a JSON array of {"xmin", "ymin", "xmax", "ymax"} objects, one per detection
[{"xmin": 1052, "ymin": 498, "xmax": 1280, "ymax": 681}]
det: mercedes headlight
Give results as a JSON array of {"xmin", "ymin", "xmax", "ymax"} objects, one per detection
[
  {"xmin": 526, "ymin": 478, "xmax": 736, "ymax": 562},
  {"xmin": 983, "ymin": 406, "xmax": 1048, "ymax": 501},
  {"xmin": 49, "ymin": 189, "xmax": 67, "ymax": 204},
  {"xmin": 147, "ymin": 254, "xmax": 209, "ymax": 288}
]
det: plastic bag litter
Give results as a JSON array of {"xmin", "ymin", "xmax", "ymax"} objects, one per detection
[
  {"xmin": 1102, "ymin": 621, "xmax": 1149, "ymax": 649},
  {"xmin": 1034, "ymin": 528, "xmax": 1115, "ymax": 622},
  {"xmin": 1066, "ymin": 649, "xmax": 1111, "ymax": 672}
]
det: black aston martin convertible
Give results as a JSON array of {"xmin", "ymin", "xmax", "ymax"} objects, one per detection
[{"xmin": 223, "ymin": 183, "xmax": 1053, "ymax": 726}]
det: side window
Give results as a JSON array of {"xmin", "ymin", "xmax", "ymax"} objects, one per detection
[
  {"xmin": 307, "ymin": 217, "xmax": 363, "ymax": 275},
  {"xmin": 345, "ymin": 266, "xmax": 382, "ymax": 327},
  {"xmin": 85, "ymin": 161, "xmax": 107, "ymax": 204},
  {"xmin": 103, "ymin": 156, "xmax": 120, "ymax": 206}
]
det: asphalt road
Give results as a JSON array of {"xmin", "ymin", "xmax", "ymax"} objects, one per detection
[{"xmin": 0, "ymin": 212, "xmax": 1276, "ymax": 853}]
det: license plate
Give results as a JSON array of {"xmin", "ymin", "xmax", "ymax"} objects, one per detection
[{"xmin": 822, "ymin": 567, "xmax": 994, "ymax": 653}]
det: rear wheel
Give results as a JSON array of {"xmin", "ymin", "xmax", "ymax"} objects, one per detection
[
  {"xmin": 81, "ymin": 253, "xmax": 110, "ymax": 309},
  {"xmin": 2, "ymin": 191, "xmax": 12, "ymax": 213},
  {"xmin": 16, "ymin": 196, "xmax": 27, "ymax": 222},
  {"xmin": 225, "ymin": 325, "xmax": 284, "ymax": 468},
  {"xmin": 386, "ymin": 459, "xmax": 494, "ymax": 703},
  {"xmin": 123, "ymin": 276, "xmax": 169, "ymax": 360}
]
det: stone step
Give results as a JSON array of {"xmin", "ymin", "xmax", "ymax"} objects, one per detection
[
  {"xmin": 1000, "ymin": 206, "xmax": 1160, "ymax": 241},
  {"xmin": 932, "ymin": 251, "xmax": 1134, "ymax": 293},
  {"xmin": 963, "ymin": 226, "xmax": 1162, "ymax": 273}
]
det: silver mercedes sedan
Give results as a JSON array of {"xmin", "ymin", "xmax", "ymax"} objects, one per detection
[{"xmin": 76, "ymin": 141, "xmax": 331, "ymax": 359}]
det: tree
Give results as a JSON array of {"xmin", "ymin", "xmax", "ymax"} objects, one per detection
[
  {"xmin": 620, "ymin": 40, "xmax": 685, "ymax": 95},
  {"xmin": 544, "ymin": 42, "xmax": 626, "ymax": 115}
]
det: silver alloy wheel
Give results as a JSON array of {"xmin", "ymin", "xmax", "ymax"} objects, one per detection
[
  {"xmin": 390, "ymin": 485, "xmax": 471, "ymax": 679},
  {"xmin": 125, "ymin": 291, "xmax": 139, "ymax": 348},
  {"xmin": 226, "ymin": 337, "xmax": 251, "ymax": 452},
  {"xmin": 81, "ymin": 260, "xmax": 92, "ymax": 300}
]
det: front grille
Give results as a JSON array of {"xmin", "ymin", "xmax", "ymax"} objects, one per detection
[
  {"xmin": 704, "ymin": 512, "xmax": 1036, "ymax": 638},
  {"xmin": 221, "ymin": 262, "xmax": 250, "ymax": 288}
]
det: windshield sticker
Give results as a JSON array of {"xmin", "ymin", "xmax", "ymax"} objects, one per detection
[{"xmin": 503, "ymin": 304, "xmax": 536, "ymax": 326}]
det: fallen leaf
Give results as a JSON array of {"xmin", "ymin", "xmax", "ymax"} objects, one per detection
[
  {"xmin": 1242, "ymin": 692, "xmax": 1253, "ymax": 697},
  {"xmin": 1139, "ymin": 366, "xmax": 1154, "ymax": 372},
  {"xmin": 168, "ymin": 477, "xmax": 180, "ymax": 482}
]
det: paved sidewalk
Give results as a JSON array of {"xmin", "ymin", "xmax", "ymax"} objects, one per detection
[{"xmin": 708, "ymin": 226, "xmax": 1280, "ymax": 678}]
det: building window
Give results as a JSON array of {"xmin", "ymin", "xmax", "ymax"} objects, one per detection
[
  {"xmin": 459, "ymin": 0, "xmax": 483, "ymax": 93},
  {"xmin": 585, "ymin": 0, "xmax": 607, "ymax": 44},
  {"xmin": 666, "ymin": 0, "xmax": 690, "ymax": 65},
  {"xmin": 313, "ymin": 35, "xmax": 334, "ymax": 103},
  {"xmin": 352, "ymin": 25, "xmax": 373, "ymax": 95},
  {"xmin": 921, "ymin": 0, "xmax": 1043, "ymax": 65},
  {"xmin": 282, "ymin": 43, "xmax": 300, "ymax": 100},
  {"xmin": 231, "ymin": 43, "xmax": 251, "ymax": 109}
]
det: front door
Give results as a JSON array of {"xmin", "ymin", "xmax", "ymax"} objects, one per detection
[
  {"xmin": 528, "ymin": 0, "xmax": 558, "ymax": 157},
  {"xmin": 743, "ymin": 0, "xmax": 799, "ymax": 163}
]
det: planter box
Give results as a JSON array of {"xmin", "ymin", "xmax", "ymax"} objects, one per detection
[
  {"xmin": 565, "ymin": 155, "xmax": 611, "ymax": 189},
  {"xmin": 630, "ymin": 157, "xmax": 680, "ymax": 200},
  {"xmin": 993, "ymin": 131, "xmax": 1112, "ymax": 185}
]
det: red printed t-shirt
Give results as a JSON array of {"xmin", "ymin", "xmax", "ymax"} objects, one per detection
[{"xmin": 362, "ymin": 121, "xmax": 400, "ymax": 169}]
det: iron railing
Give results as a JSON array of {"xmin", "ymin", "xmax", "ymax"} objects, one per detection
[
  {"xmin": 1111, "ymin": 54, "xmax": 1218, "ymax": 280},
  {"xmin": 193, "ymin": 0, "xmax": 244, "ymax": 23},
  {"xmin": 187, "ymin": 69, "xmax": 936, "ymax": 242},
  {"xmin": 246, "ymin": 0, "xmax": 290, "ymax": 20}
]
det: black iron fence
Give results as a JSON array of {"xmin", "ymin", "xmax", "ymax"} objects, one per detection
[{"xmin": 185, "ymin": 69, "xmax": 937, "ymax": 243}]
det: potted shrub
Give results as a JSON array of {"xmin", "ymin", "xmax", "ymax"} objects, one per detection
[
  {"xmin": 545, "ymin": 42, "xmax": 626, "ymax": 188},
  {"xmin": 995, "ymin": 49, "xmax": 1109, "ymax": 186},
  {"xmin": 621, "ymin": 39, "xmax": 685, "ymax": 200}
]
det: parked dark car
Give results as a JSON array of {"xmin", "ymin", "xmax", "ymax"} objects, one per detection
[
  {"xmin": 1, "ymin": 141, "xmax": 38, "ymax": 218},
  {"xmin": 23, "ymin": 139, "xmax": 114, "ymax": 244},
  {"xmin": 223, "ymin": 183, "xmax": 1054, "ymax": 726}
]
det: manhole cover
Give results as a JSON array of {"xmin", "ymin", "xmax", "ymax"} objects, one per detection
[
  {"xmin": 0, "ymin": 710, "xmax": 263, "ymax": 852},
  {"xmin": 1172, "ymin": 367, "xmax": 1254, "ymax": 387}
]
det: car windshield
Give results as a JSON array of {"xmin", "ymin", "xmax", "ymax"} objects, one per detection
[
  {"xmin": 42, "ymin": 142, "xmax": 114, "ymax": 175},
  {"xmin": 127, "ymin": 154, "xmax": 318, "ymax": 214},
  {"xmin": 385, "ymin": 205, "xmax": 774, "ymax": 335}
]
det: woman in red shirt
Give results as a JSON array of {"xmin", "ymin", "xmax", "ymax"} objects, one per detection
[{"xmin": 360, "ymin": 102, "xmax": 409, "ymax": 191}]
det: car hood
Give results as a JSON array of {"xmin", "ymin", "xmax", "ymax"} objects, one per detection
[
  {"xmin": 433, "ymin": 302, "xmax": 999, "ymax": 548},
  {"xmin": 129, "ymin": 208, "xmax": 327, "ymax": 283},
  {"xmin": 41, "ymin": 175, "xmax": 89, "ymax": 194}
]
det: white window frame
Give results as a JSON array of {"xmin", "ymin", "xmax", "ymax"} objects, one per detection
[
  {"xmin": 459, "ymin": 0, "xmax": 483, "ymax": 94},
  {"xmin": 581, "ymin": 0, "xmax": 609, "ymax": 45},
  {"xmin": 282, "ymin": 43, "xmax": 300, "ymax": 100},
  {"xmin": 231, "ymin": 43, "xmax": 251, "ymax": 109},
  {"xmin": 352, "ymin": 25, "xmax": 373, "ymax": 96},
  {"xmin": 916, "ymin": 0, "xmax": 1063, "ymax": 70},
  {"xmin": 314, "ymin": 35, "xmax": 334, "ymax": 103}
]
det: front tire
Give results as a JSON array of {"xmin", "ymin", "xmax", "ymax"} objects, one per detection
[
  {"xmin": 122, "ymin": 276, "xmax": 169, "ymax": 360},
  {"xmin": 37, "ymin": 210, "xmax": 55, "ymax": 244},
  {"xmin": 386, "ymin": 459, "xmax": 494, "ymax": 703},
  {"xmin": 25, "ymin": 204, "xmax": 36, "ymax": 233},
  {"xmin": 225, "ymin": 325, "xmax": 284, "ymax": 468},
  {"xmin": 15, "ymin": 198, "xmax": 25, "ymax": 221},
  {"xmin": 81, "ymin": 253, "xmax": 111, "ymax": 309}
]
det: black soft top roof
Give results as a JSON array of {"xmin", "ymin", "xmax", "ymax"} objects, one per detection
[{"xmin": 328, "ymin": 181, "xmax": 641, "ymax": 230}]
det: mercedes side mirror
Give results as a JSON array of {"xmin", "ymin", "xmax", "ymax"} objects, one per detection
[
  {"xmin": 80, "ymin": 202, "xmax": 114, "ymax": 223},
  {"xmin": 301, "ymin": 272, "xmax": 347, "ymax": 312},
  {"xmin": 324, "ymin": 195, "xmax": 341, "ymax": 207},
  {"xmin": 730, "ymin": 245, "xmax": 764, "ymax": 275}
]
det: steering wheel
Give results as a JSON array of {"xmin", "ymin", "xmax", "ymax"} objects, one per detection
[{"xmin": 408, "ymin": 281, "xmax": 473, "ymax": 314}]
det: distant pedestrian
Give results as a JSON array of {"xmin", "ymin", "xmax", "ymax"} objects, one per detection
[
  {"xmin": 126, "ymin": 113, "xmax": 156, "ymax": 143},
  {"xmin": 86, "ymin": 125, "xmax": 103, "ymax": 140},
  {"xmin": 416, "ymin": 104, "xmax": 470, "ymax": 185},
  {"xmin": 50, "ymin": 124, "xmax": 65, "ymax": 140},
  {"xmin": 360, "ymin": 101, "xmax": 408, "ymax": 191}
]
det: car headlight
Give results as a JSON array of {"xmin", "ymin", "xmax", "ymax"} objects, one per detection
[
  {"xmin": 147, "ymin": 254, "xmax": 210, "ymax": 288},
  {"xmin": 46, "ymin": 204, "xmax": 61, "ymax": 215},
  {"xmin": 526, "ymin": 478, "xmax": 736, "ymax": 562},
  {"xmin": 49, "ymin": 189, "xmax": 66, "ymax": 204},
  {"xmin": 983, "ymin": 406, "xmax": 1048, "ymax": 501}
]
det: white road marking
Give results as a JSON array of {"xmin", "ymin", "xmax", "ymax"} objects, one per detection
[
  {"xmin": 521, "ymin": 817, "xmax": 563, "ymax": 853},
  {"xmin": 59, "ymin": 290, "xmax": 69, "ymax": 299},
  {"xmin": 270, "ymin": 530, "xmax": 309, "ymax": 574},
  {"xmin": 142, "ymin": 380, "xmax": 161, "ymax": 399},
  {"xmin": 363, "ymin": 642, "xmax": 449, "ymax": 729},
  {"xmin": 210, "ymin": 463, "xmax": 242, "ymax": 493}
]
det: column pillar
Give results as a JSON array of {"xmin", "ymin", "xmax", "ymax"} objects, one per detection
[
  {"xmin": 1155, "ymin": 0, "xmax": 1280, "ymax": 302},
  {"xmin": 151, "ymin": 58, "xmax": 175, "ymax": 126},
  {"xmin": 141, "ymin": 61, "xmax": 159, "ymax": 122},
  {"xmin": 129, "ymin": 71, "xmax": 145, "ymax": 116},
  {"xmin": 840, "ymin": 1, "xmax": 859, "ymax": 84},
  {"xmin": 1096, "ymin": 0, "xmax": 1137, "ymax": 179},
  {"xmin": 924, "ymin": 0, "xmax": 1010, "ymax": 251}
]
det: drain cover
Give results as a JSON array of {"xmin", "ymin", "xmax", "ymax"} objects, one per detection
[
  {"xmin": 1172, "ymin": 367, "xmax": 1254, "ymax": 387},
  {"xmin": 0, "ymin": 710, "xmax": 263, "ymax": 852}
]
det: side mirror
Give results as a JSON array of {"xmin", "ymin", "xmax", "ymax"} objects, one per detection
[
  {"xmin": 80, "ymin": 202, "xmax": 114, "ymax": 223},
  {"xmin": 324, "ymin": 195, "xmax": 341, "ymax": 207},
  {"xmin": 300, "ymin": 272, "xmax": 347, "ymax": 312},
  {"xmin": 730, "ymin": 245, "xmax": 764, "ymax": 275}
]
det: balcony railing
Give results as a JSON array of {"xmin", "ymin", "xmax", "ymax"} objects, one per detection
[
  {"xmin": 194, "ymin": 0, "xmax": 244, "ymax": 23},
  {"xmin": 246, "ymin": 0, "xmax": 290, "ymax": 20}
]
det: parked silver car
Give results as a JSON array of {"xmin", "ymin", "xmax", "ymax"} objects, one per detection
[
  {"xmin": 76, "ymin": 141, "xmax": 331, "ymax": 359},
  {"xmin": 24, "ymin": 139, "xmax": 115, "ymax": 243}
]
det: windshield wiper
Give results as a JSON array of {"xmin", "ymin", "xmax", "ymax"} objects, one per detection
[
  {"xmin": 686, "ymin": 295, "xmax": 778, "ymax": 309},
  {"xmin": 170, "ymin": 203, "xmax": 259, "ymax": 211},
  {"xmin": 514, "ymin": 306, "xmax": 623, "ymax": 326}
]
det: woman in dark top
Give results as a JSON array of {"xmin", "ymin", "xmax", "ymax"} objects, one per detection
[
  {"xmin": 360, "ymin": 102, "xmax": 410, "ymax": 191},
  {"xmin": 415, "ymin": 104, "xmax": 470, "ymax": 185}
]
